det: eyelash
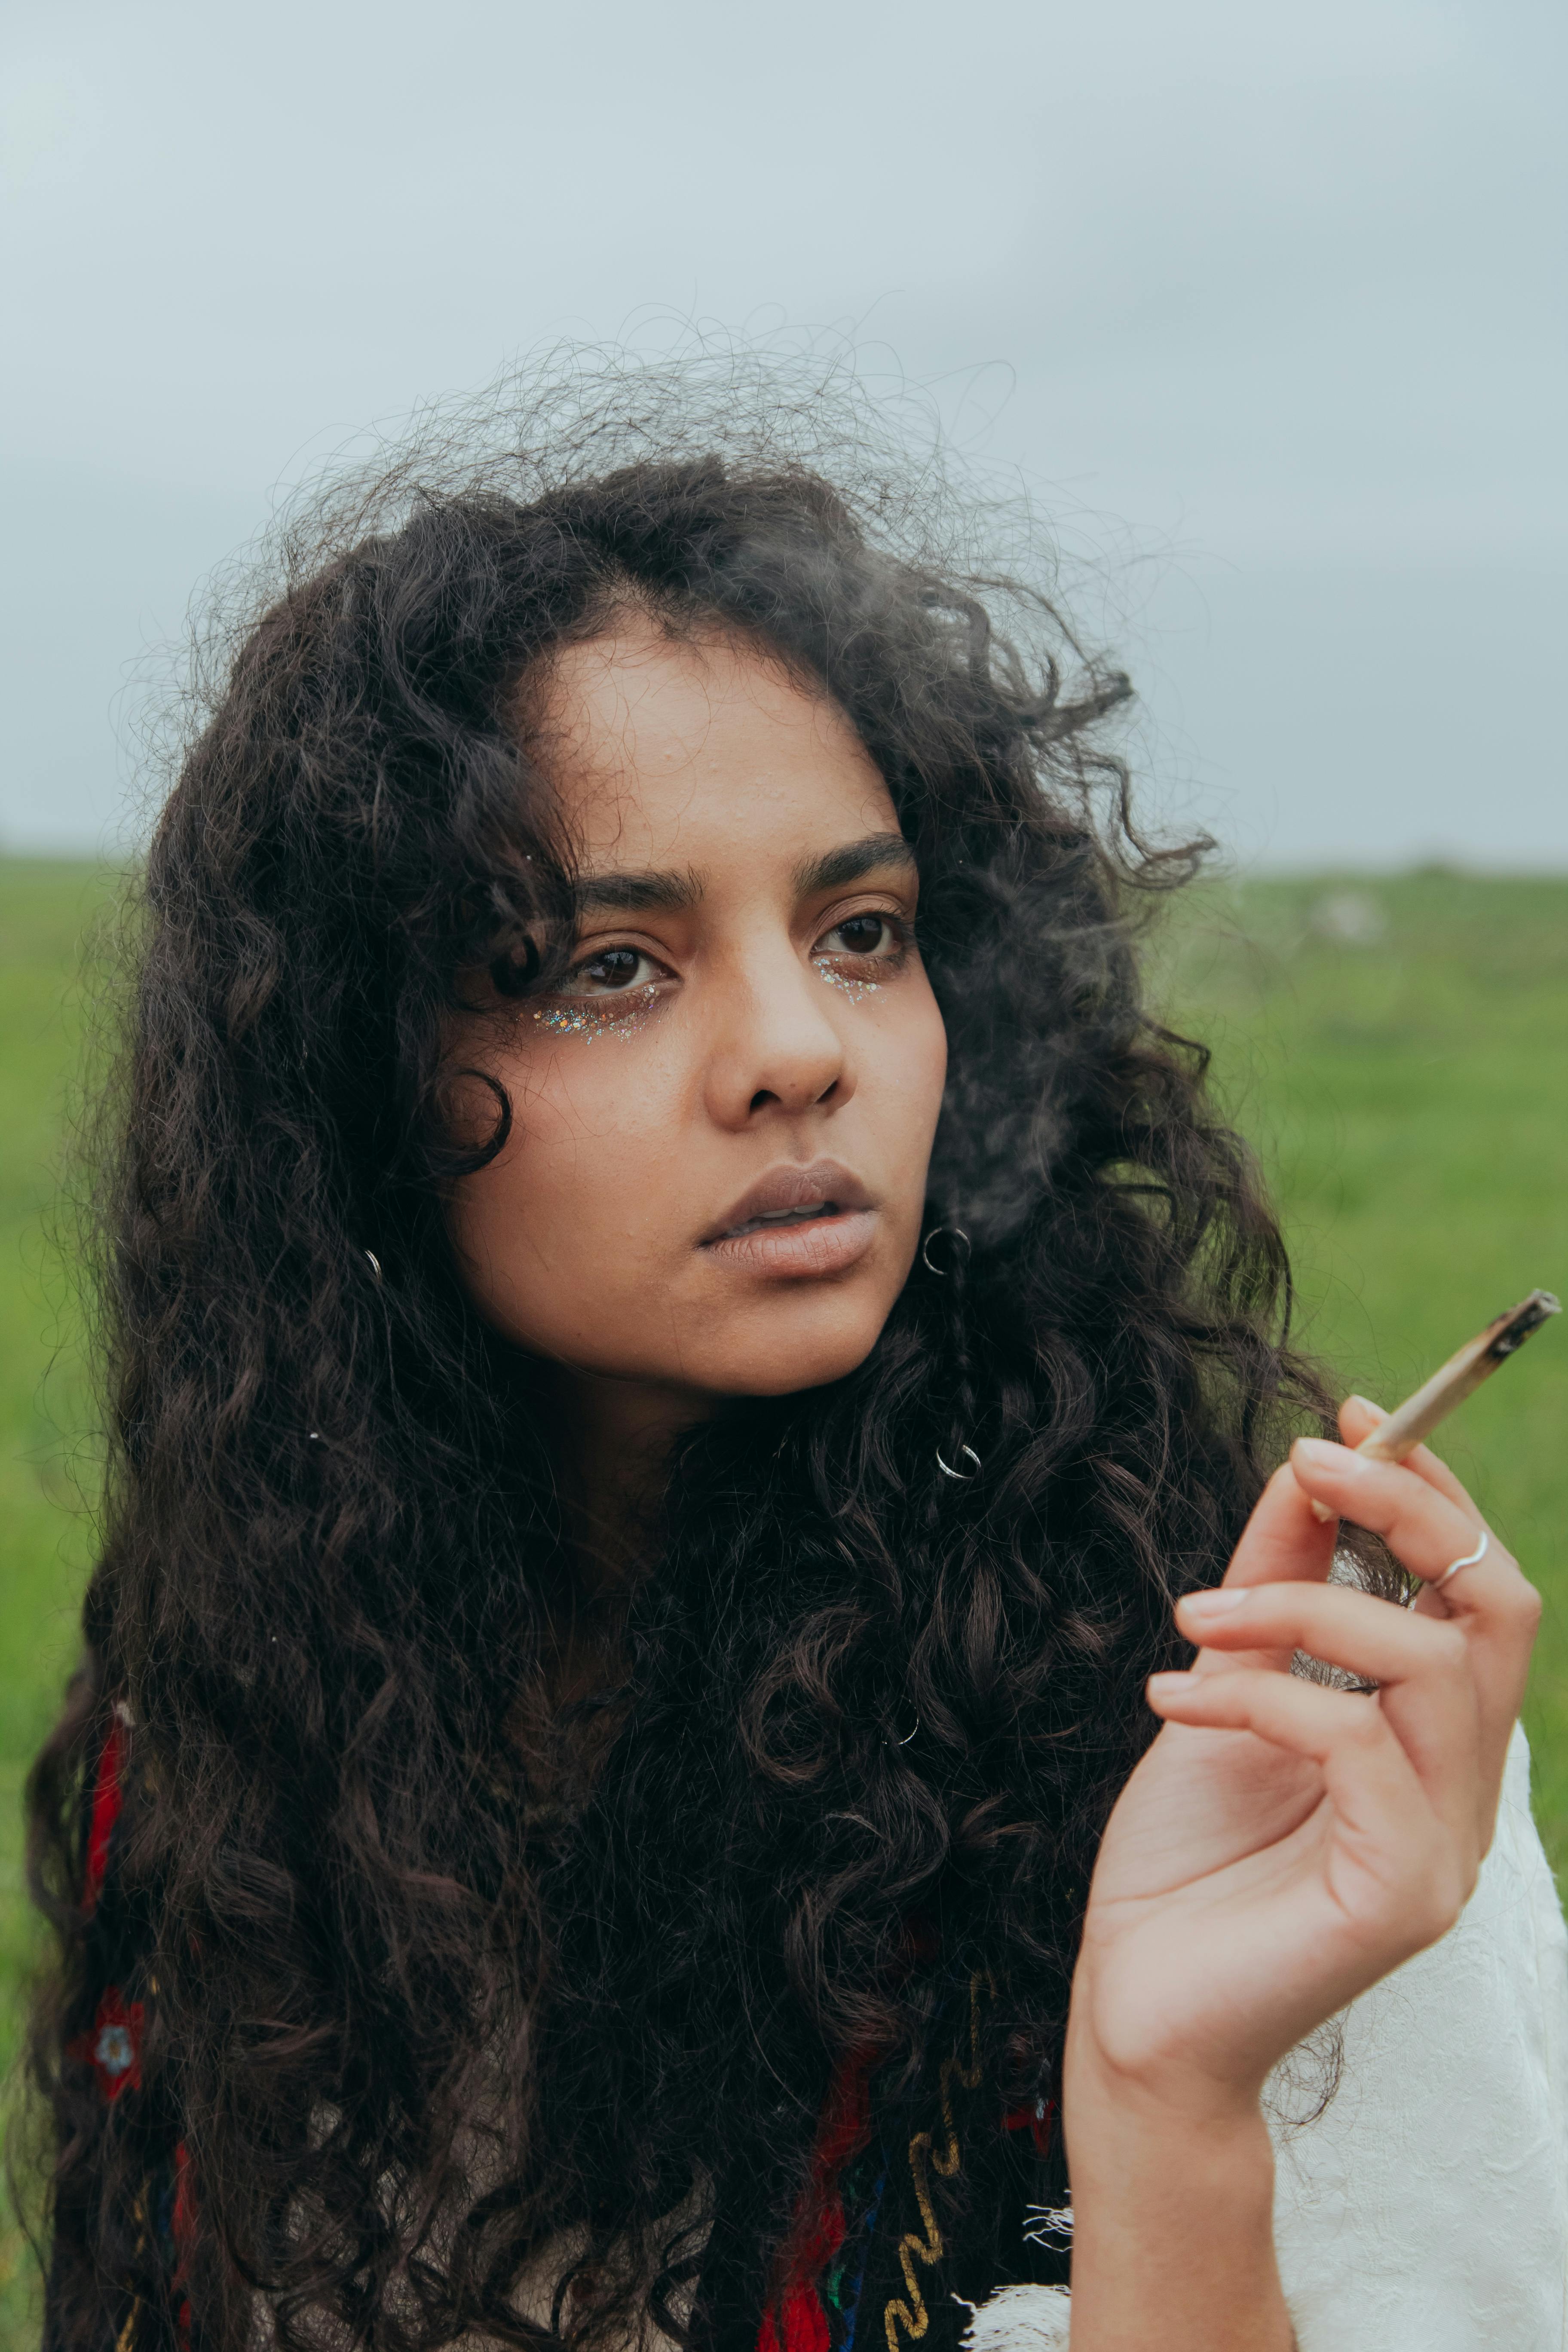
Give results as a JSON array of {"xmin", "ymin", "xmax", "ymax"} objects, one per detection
[
  {"xmin": 562, "ymin": 898, "xmax": 912, "ymax": 983},
  {"xmin": 812, "ymin": 910, "xmax": 911, "ymax": 971},
  {"xmin": 545, "ymin": 906, "xmax": 913, "ymax": 1024},
  {"xmin": 558, "ymin": 944, "xmax": 672, "ymax": 998}
]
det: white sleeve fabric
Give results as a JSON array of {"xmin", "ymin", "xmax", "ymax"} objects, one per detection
[
  {"xmin": 1269, "ymin": 1723, "xmax": 1568, "ymax": 2349},
  {"xmin": 959, "ymin": 1725, "xmax": 1568, "ymax": 2352}
]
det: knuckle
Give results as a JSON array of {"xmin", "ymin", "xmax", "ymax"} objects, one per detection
[
  {"xmin": 1512, "ymin": 1577, "xmax": 1544, "ymax": 1635},
  {"xmin": 1424, "ymin": 1622, "xmax": 1469, "ymax": 1678},
  {"xmin": 1483, "ymin": 1564, "xmax": 1542, "ymax": 1638},
  {"xmin": 1339, "ymin": 1697, "xmax": 1387, "ymax": 1752}
]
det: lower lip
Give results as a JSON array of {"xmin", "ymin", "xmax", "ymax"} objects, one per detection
[{"xmin": 701, "ymin": 1208, "xmax": 877, "ymax": 1277}]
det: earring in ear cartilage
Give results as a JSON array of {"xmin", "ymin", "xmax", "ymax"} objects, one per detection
[{"xmin": 922, "ymin": 1225, "xmax": 971, "ymax": 1277}]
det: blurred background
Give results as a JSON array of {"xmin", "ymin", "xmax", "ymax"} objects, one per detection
[
  {"xmin": 7, "ymin": 0, "xmax": 1566, "ymax": 867},
  {"xmin": 2, "ymin": 0, "xmax": 1565, "ymax": 2316}
]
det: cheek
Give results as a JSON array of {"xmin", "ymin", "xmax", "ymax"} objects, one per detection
[
  {"xmin": 876, "ymin": 983, "xmax": 949, "ymax": 1158},
  {"xmin": 443, "ymin": 1049, "xmax": 688, "ymax": 1346}
]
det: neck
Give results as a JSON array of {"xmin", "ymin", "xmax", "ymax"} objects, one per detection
[{"xmin": 551, "ymin": 1367, "xmax": 717, "ymax": 1599}]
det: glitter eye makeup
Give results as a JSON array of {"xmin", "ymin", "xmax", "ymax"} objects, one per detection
[
  {"xmin": 812, "ymin": 908, "xmax": 909, "ymax": 1002},
  {"xmin": 816, "ymin": 966, "xmax": 883, "ymax": 1004},
  {"xmin": 532, "ymin": 983, "xmax": 662, "ymax": 1041}
]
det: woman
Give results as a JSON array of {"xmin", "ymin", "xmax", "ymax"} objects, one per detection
[{"xmin": 22, "ymin": 363, "xmax": 1566, "ymax": 2352}]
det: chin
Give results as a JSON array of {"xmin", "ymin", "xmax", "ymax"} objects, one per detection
[{"xmin": 700, "ymin": 1299, "xmax": 892, "ymax": 1400}]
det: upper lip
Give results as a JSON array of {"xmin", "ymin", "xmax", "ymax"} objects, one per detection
[{"xmin": 702, "ymin": 1159, "xmax": 875, "ymax": 1244}]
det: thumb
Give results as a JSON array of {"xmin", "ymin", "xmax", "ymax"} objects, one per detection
[{"xmin": 1338, "ymin": 1393, "xmax": 1386, "ymax": 1449}]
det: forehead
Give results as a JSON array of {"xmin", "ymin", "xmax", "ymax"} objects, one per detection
[{"xmin": 530, "ymin": 621, "xmax": 897, "ymax": 873}]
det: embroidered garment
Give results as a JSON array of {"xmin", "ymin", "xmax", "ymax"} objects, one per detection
[
  {"xmin": 747, "ymin": 1976, "xmax": 1071, "ymax": 2352},
  {"xmin": 54, "ymin": 1724, "xmax": 1568, "ymax": 2350},
  {"xmin": 49, "ymin": 1711, "xmax": 195, "ymax": 2352}
]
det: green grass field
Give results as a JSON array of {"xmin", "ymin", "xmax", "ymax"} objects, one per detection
[
  {"xmin": 1151, "ymin": 869, "xmax": 1568, "ymax": 1844},
  {"xmin": 0, "ymin": 860, "xmax": 117, "ymax": 2327},
  {"xmin": 0, "ymin": 857, "xmax": 1564, "ymax": 2326}
]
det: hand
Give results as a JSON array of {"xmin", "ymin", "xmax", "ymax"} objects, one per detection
[{"xmin": 1068, "ymin": 1396, "xmax": 1541, "ymax": 2117}]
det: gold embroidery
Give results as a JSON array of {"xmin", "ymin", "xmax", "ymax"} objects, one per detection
[
  {"xmin": 882, "ymin": 1973, "xmax": 992, "ymax": 2352},
  {"xmin": 112, "ymin": 2193, "xmax": 151, "ymax": 2351}
]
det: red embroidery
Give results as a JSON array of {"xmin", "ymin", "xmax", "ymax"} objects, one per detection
[
  {"xmin": 68, "ymin": 1984, "xmax": 144, "ymax": 2102},
  {"xmin": 84, "ymin": 1716, "xmax": 125, "ymax": 1916},
  {"xmin": 172, "ymin": 2141, "xmax": 194, "ymax": 2346},
  {"xmin": 758, "ymin": 2052, "xmax": 875, "ymax": 2352},
  {"xmin": 75, "ymin": 1716, "xmax": 193, "ymax": 2342},
  {"xmin": 1002, "ymin": 2096, "xmax": 1055, "ymax": 2159}
]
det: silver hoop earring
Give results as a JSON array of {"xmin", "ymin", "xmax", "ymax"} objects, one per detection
[
  {"xmin": 936, "ymin": 1443, "xmax": 983, "ymax": 1480},
  {"xmin": 922, "ymin": 1225, "xmax": 971, "ymax": 1277},
  {"xmin": 363, "ymin": 1248, "xmax": 384, "ymax": 1283},
  {"xmin": 1432, "ymin": 1528, "xmax": 1489, "ymax": 1592}
]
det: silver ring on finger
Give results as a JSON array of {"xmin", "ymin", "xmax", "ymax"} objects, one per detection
[{"xmin": 1432, "ymin": 1528, "xmax": 1489, "ymax": 1592}]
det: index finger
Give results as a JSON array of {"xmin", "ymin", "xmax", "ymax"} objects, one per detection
[
  {"xmin": 1180, "ymin": 1456, "xmax": 1340, "ymax": 1681},
  {"xmin": 1219, "ymin": 1455, "xmax": 1340, "ymax": 1593}
]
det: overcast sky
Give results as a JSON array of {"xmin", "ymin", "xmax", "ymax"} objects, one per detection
[{"xmin": 3, "ymin": 0, "xmax": 1564, "ymax": 867}]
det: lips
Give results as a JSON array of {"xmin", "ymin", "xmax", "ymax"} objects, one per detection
[{"xmin": 701, "ymin": 1159, "xmax": 878, "ymax": 1277}]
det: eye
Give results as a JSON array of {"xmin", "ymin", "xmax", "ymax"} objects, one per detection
[
  {"xmin": 815, "ymin": 911, "xmax": 907, "ymax": 963},
  {"xmin": 560, "ymin": 944, "xmax": 670, "ymax": 996}
]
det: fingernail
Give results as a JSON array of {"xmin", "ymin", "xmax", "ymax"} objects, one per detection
[
  {"xmin": 1180, "ymin": 1588, "xmax": 1249, "ymax": 1618},
  {"xmin": 1146, "ymin": 1672, "xmax": 1189, "ymax": 1698},
  {"xmin": 1348, "ymin": 1394, "xmax": 1385, "ymax": 1417}
]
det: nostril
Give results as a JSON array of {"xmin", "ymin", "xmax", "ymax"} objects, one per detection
[{"xmin": 749, "ymin": 1089, "xmax": 780, "ymax": 1112}]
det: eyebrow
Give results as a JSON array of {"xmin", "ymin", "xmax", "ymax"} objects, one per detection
[
  {"xmin": 792, "ymin": 832, "xmax": 918, "ymax": 895},
  {"xmin": 571, "ymin": 866, "xmax": 705, "ymax": 915},
  {"xmin": 571, "ymin": 832, "xmax": 917, "ymax": 917}
]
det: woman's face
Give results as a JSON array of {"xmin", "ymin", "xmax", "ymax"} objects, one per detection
[{"xmin": 444, "ymin": 619, "xmax": 948, "ymax": 1412}]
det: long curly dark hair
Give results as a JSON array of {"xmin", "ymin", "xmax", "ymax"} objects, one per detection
[{"xmin": 20, "ymin": 352, "xmax": 1351, "ymax": 2352}]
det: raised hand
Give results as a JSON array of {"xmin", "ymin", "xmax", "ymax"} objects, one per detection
[{"xmin": 1061, "ymin": 1397, "xmax": 1541, "ymax": 2349}]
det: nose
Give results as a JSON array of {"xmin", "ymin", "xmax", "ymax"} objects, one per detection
[{"xmin": 701, "ymin": 943, "xmax": 853, "ymax": 1129}]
